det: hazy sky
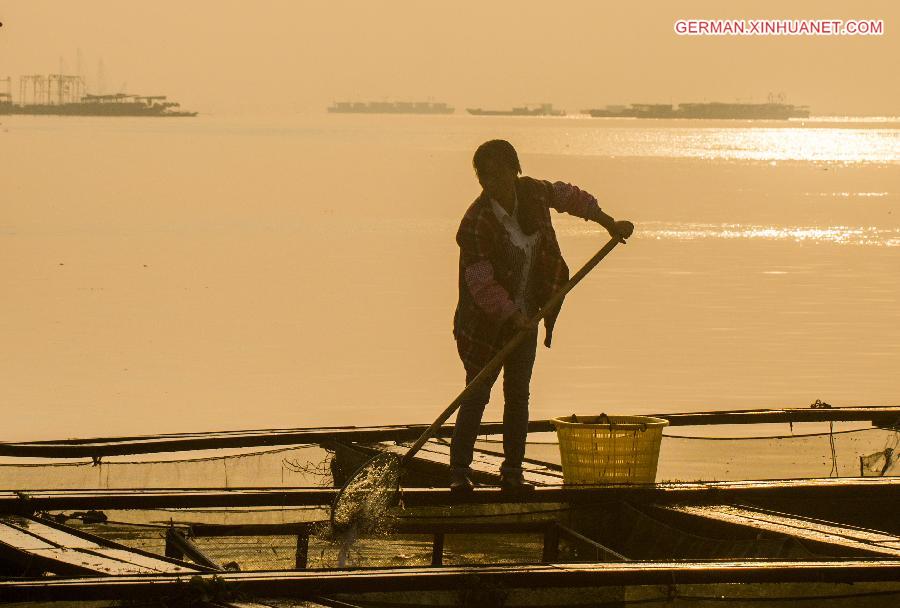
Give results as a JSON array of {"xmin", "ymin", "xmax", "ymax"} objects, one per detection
[{"xmin": 1, "ymin": 0, "xmax": 897, "ymax": 115}]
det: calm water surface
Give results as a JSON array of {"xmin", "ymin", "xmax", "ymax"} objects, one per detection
[{"xmin": 1, "ymin": 115, "xmax": 898, "ymax": 441}]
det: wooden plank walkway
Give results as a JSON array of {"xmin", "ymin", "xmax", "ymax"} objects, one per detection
[
  {"xmin": 1, "ymin": 405, "xmax": 896, "ymax": 458},
  {"xmin": 2, "ymin": 560, "xmax": 900, "ymax": 602},
  {"xmin": 0, "ymin": 421, "xmax": 530, "ymax": 459},
  {"xmin": 0, "ymin": 516, "xmax": 204, "ymax": 575},
  {"xmin": 666, "ymin": 504, "xmax": 900, "ymax": 558},
  {"xmin": 651, "ymin": 405, "xmax": 900, "ymax": 427},
  {"xmin": 372, "ymin": 438, "xmax": 564, "ymax": 486},
  {"xmin": 1, "ymin": 477, "xmax": 898, "ymax": 513}
]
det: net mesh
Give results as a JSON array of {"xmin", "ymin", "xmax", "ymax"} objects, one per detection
[
  {"xmin": 4, "ymin": 423, "xmax": 897, "ymax": 493},
  {"xmin": 860, "ymin": 428, "xmax": 900, "ymax": 476},
  {"xmin": 0, "ymin": 445, "xmax": 331, "ymax": 490},
  {"xmin": 191, "ymin": 534, "xmax": 299, "ymax": 570},
  {"xmin": 511, "ymin": 424, "xmax": 900, "ymax": 481},
  {"xmin": 97, "ymin": 521, "xmax": 546, "ymax": 570}
]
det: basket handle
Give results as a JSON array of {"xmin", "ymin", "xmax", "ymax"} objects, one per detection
[
  {"xmin": 570, "ymin": 413, "xmax": 611, "ymax": 425},
  {"xmin": 598, "ymin": 414, "xmax": 651, "ymax": 432},
  {"xmin": 568, "ymin": 413, "xmax": 651, "ymax": 431}
]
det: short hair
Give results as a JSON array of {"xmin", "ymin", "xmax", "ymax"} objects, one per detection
[{"xmin": 473, "ymin": 139, "xmax": 521, "ymax": 176}]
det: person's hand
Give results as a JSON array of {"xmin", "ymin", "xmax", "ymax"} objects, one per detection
[
  {"xmin": 507, "ymin": 310, "xmax": 530, "ymax": 331},
  {"xmin": 607, "ymin": 220, "xmax": 634, "ymax": 243},
  {"xmin": 500, "ymin": 310, "xmax": 530, "ymax": 342}
]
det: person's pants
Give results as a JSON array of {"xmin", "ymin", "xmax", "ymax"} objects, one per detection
[{"xmin": 449, "ymin": 328, "xmax": 539, "ymax": 475}]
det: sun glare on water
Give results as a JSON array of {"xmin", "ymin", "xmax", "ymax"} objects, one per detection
[
  {"xmin": 545, "ymin": 120, "xmax": 900, "ymax": 163},
  {"xmin": 640, "ymin": 224, "xmax": 900, "ymax": 247},
  {"xmin": 719, "ymin": 127, "xmax": 899, "ymax": 163}
]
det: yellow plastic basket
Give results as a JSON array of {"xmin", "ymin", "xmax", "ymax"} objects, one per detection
[{"xmin": 552, "ymin": 414, "xmax": 669, "ymax": 485}]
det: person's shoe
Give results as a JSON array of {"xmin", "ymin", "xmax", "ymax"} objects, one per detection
[
  {"xmin": 449, "ymin": 469, "xmax": 474, "ymax": 493},
  {"xmin": 499, "ymin": 470, "xmax": 535, "ymax": 492}
]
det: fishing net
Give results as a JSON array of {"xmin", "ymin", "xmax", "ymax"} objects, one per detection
[
  {"xmin": 860, "ymin": 427, "xmax": 900, "ymax": 477},
  {"xmin": 0, "ymin": 445, "xmax": 331, "ymax": 490},
  {"xmin": 329, "ymin": 452, "xmax": 402, "ymax": 539}
]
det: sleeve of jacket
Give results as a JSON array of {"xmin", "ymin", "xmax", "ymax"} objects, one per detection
[
  {"xmin": 456, "ymin": 210, "xmax": 518, "ymax": 322},
  {"xmin": 547, "ymin": 181, "xmax": 604, "ymax": 222}
]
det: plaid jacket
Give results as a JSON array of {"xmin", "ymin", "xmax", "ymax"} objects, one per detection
[{"xmin": 453, "ymin": 176, "xmax": 604, "ymax": 370}]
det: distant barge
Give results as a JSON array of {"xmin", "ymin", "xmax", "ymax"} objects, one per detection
[
  {"xmin": 584, "ymin": 102, "xmax": 810, "ymax": 120},
  {"xmin": 327, "ymin": 101, "xmax": 454, "ymax": 114},
  {"xmin": 467, "ymin": 103, "xmax": 565, "ymax": 116}
]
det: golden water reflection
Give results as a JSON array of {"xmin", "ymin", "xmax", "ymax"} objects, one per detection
[
  {"xmin": 630, "ymin": 223, "xmax": 900, "ymax": 246},
  {"xmin": 536, "ymin": 122, "xmax": 900, "ymax": 163}
]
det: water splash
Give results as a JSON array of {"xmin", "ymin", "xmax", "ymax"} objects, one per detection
[{"xmin": 325, "ymin": 452, "xmax": 403, "ymax": 567}]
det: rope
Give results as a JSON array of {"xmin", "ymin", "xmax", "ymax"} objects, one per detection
[
  {"xmin": 150, "ymin": 506, "xmax": 325, "ymax": 514},
  {"xmin": 663, "ymin": 426, "xmax": 885, "ymax": 441},
  {"xmin": 0, "ymin": 444, "xmax": 316, "ymax": 467},
  {"xmin": 395, "ymin": 504, "xmax": 576, "ymax": 520},
  {"xmin": 476, "ymin": 425, "xmax": 889, "ymax": 444},
  {"xmin": 829, "ymin": 422, "xmax": 840, "ymax": 477},
  {"xmin": 85, "ymin": 518, "xmax": 174, "ymax": 530}
]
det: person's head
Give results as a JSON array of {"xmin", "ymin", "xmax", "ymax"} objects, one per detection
[{"xmin": 473, "ymin": 139, "xmax": 521, "ymax": 201}]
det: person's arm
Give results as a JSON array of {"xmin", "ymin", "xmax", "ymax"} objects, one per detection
[
  {"xmin": 463, "ymin": 260, "xmax": 518, "ymax": 322},
  {"xmin": 457, "ymin": 212, "xmax": 521, "ymax": 325},
  {"xmin": 549, "ymin": 181, "xmax": 634, "ymax": 241}
]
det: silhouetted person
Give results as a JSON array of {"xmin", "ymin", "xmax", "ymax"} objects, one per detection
[{"xmin": 450, "ymin": 139, "xmax": 633, "ymax": 491}]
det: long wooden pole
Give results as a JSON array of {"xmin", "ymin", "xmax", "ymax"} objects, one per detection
[
  {"xmin": 401, "ymin": 236, "xmax": 622, "ymax": 465},
  {"xmin": 3, "ymin": 478, "xmax": 899, "ymax": 513},
  {"xmin": 4, "ymin": 560, "xmax": 900, "ymax": 602}
]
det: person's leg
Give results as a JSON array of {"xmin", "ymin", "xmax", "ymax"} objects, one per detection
[
  {"xmin": 449, "ymin": 362, "xmax": 501, "ymax": 472},
  {"xmin": 500, "ymin": 328, "xmax": 539, "ymax": 476}
]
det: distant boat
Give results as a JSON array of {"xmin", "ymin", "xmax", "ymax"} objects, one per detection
[
  {"xmin": 327, "ymin": 101, "xmax": 454, "ymax": 114},
  {"xmin": 584, "ymin": 102, "xmax": 810, "ymax": 120},
  {"xmin": 467, "ymin": 103, "xmax": 565, "ymax": 116}
]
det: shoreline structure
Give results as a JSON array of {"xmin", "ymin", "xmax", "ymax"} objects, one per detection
[{"xmin": 0, "ymin": 74, "xmax": 196, "ymax": 116}]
